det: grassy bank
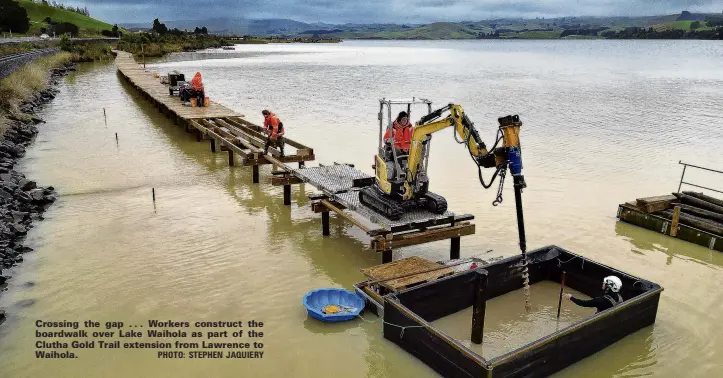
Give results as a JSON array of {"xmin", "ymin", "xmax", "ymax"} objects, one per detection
[
  {"xmin": 0, "ymin": 52, "xmax": 71, "ymax": 133},
  {"xmin": 18, "ymin": 0, "xmax": 115, "ymax": 37}
]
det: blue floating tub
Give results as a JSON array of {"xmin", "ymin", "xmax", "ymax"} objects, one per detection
[{"xmin": 303, "ymin": 288, "xmax": 365, "ymax": 322}]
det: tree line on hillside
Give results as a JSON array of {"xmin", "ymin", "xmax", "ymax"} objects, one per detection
[
  {"xmin": 117, "ymin": 19, "xmax": 227, "ymax": 57},
  {"xmin": 152, "ymin": 18, "xmax": 208, "ymax": 36},
  {"xmin": 32, "ymin": 0, "xmax": 90, "ymax": 17},
  {"xmin": 602, "ymin": 26, "xmax": 723, "ymax": 39}
]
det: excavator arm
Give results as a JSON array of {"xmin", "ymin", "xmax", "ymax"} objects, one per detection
[
  {"xmin": 362, "ymin": 102, "xmax": 533, "ymax": 310},
  {"xmin": 412, "ymin": 103, "xmax": 531, "ymax": 311},
  {"xmin": 408, "ymin": 103, "xmax": 525, "ymax": 195}
]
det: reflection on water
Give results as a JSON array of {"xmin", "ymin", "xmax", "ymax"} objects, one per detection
[{"xmin": 0, "ymin": 40, "xmax": 722, "ymax": 377}]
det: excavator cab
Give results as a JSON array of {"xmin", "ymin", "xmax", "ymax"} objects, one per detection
[
  {"xmin": 360, "ymin": 98, "xmax": 441, "ymax": 221},
  {"xmin": 375, "ymin": 98, "xmax": 433, "ymax": 188}
]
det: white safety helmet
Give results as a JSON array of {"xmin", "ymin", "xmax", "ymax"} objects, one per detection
[{"xmin": 603, "ymin": 276, "xmax": 622, "ymax": 293}]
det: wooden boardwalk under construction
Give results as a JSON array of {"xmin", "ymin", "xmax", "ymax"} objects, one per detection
[{"xmin": 115, "ymin": 50, "xmax": 476, "ymax": 263}]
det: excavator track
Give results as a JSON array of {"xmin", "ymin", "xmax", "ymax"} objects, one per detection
[
  {"xmin": 421, "ymin": 191, "xmax": 448, "ymax": 214},
  {"xmin": 359, "ymin": 187, "xmax": 404, "ymax": 221}
]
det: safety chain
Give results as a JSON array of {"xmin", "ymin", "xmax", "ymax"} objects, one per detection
[{"xmin": 492, "ymin": 166, "xmax": 507, "ymax": 206}]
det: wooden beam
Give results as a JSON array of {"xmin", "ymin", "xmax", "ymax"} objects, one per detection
[
  {"xmin": 636, "ymin": 195, "xmax": 676, "ymax": 214},
  {"xmin": 225, "ymin": 116, "xmax": 313, "ymax": 151},
  {"xmin": 320, "ymin": 199, "xmax": 385, "ymax": 235},
  {"xmin": 243, "ymin": 154, "xmax": 313, "ymax": 167},
  {"xmin": 214, "ymin": 118, "xmax": 273, "ymax": 152},
  {"xmin": 200, "ymin": 119, "xmax": 263, "ymax": 157},
  {"xmin": 373, "ymin": 223, "xmax": 476, "ymax": 251},
  {"xmin": 311, "ymin": 201, "xmax": 345, "ymax": 213},
  {"xmin": 188, "ymin": 120, "xmax": 248, "ymax": 158},
  {"xmin": 271, "ymin": 176, "xmax": 304, "ymax": 186}
]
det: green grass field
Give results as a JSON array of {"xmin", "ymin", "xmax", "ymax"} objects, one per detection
[
  {"xmin": 376, "ymin": 22, "xmax": 478, "ymax": 39},
  {"xmin": 657, "ymin": 20, "xmax": 694, "ymax": 30},
  {"xmin": 17, "ymin": 0, "xmax": 114, "ymax": 36}
]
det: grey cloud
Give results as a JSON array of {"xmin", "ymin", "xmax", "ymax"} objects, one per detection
[{"xmin": 64, "ymin": 0, "xmax": 723, "ymax": 25}]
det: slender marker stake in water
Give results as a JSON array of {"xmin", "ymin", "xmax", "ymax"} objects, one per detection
[
  {"xmin": 152, "ymin": 188, "xmax": 156, "ymax": 202},
  {"xmin": 103, "ymin": 108, "xmax": 107, "ymax": 126},
  {"xmin": 557, "ymin": 271, "xmax": 567, "ymax": 319}
]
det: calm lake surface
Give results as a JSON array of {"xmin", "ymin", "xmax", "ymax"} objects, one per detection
[{"xmin": 0, "ymin": 40, "xmax": 722, "ymax": 377}]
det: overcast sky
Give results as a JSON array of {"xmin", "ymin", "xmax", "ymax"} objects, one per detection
[{"xmin": 69, "ymin": 0, "xmax": 723, "ymax": 24}]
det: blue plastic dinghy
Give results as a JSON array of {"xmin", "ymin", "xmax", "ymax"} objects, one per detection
[{"xmin": 303, "ymin": 288, "xmax": 365, "ymax": 322}]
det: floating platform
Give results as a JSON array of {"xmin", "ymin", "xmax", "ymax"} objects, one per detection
[
  {"xmin": 617, "ymin": 192, "xmax": 722, "ymax": 253},
  {"xmin": 115, "ymin": 51, "xmax": 477, "ymax": 264},
  {"xmin": 357, "ymin": 246, "xmax": 663, "ymax": 378}
]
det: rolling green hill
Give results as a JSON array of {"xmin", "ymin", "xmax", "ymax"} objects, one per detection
[
  {"xmin": 17, "ymin": 0, "xmax": 114, "ymax": 36},
  {"xmin": 378, "ymin": 22, "xmax": 478, "ymax": 39}
]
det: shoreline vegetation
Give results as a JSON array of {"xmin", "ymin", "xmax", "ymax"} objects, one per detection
[
  {"xmin": 116, "ymin": 19, "xmax": 340, "ymax": 58},
  {"xmin": 0, "ymin": 52, "xmax": 71, "ymax": 131},
  {"xmin": 0, "ymin": 53, "xmax": 66, "ymax": 322}
]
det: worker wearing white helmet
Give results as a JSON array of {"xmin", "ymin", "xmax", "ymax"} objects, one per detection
[{"xmin": 563, "ymin": 276, "xmax": 623, "ymax": 313}]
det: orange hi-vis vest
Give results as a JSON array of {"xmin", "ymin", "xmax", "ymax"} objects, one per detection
[
  {"xmin": 264, "ymin": 113, "xmax": 284, "ymax": 138},
  {"xmin": 190, "ymin": 72, "xmax": 203, "ymax": 90},
  {"xmin": 383, "ymin": 120, "xmax": 412, "ymax": 151}
]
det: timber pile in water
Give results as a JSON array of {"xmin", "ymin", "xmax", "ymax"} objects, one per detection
[
  {"xmin": 652, "ymin": 192, "xmax": 723, "ymax": 237},
  {"xmin": 0, "ymin": 64, "xmax": 73, "ymax": 322}
]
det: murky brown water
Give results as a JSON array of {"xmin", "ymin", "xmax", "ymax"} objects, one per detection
[
  {"xmin": 431, "ymin": 281, "xmax": 592, "ymax": 360},
  {"xmin": 1, "ymin": 41, "xmax": 723, "ymax": 377}
]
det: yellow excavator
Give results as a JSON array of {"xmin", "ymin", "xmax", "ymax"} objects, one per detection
[
  {"xmin": 359, "ymin": 98, "xmax": 525, "ymax": 221},
  {"xmin": 359, "ymin": 98, "xmax": 532, "ymax": 310}
]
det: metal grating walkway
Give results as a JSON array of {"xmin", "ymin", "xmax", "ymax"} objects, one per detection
[
  {"xmin": 293, "ymin": 164, "xmax": 373, "ymax": 194},
  {"xmin": 335, "ymin": 191, "xmax": 456, "ymax": 230}
]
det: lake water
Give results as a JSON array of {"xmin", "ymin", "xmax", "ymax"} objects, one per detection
[{"xmin": 0, "ymin": 40, "xmax": 722, "ymax": 377}]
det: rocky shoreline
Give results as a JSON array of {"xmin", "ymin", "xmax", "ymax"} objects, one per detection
[{"xmin": 0, "ymin": 63, "xmax": 75, "ymax": 322}]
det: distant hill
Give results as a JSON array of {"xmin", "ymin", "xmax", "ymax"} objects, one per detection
[
  {"xmin": 123, "ymin": 11, "xmax": 722, "ymax": 40},
  {"xmin": 121, "ymin": 17, "xmax": 325, "ymax": 36},
  {"xmin": 18, "ymin": 0, "xmax": 115, "ymax": 36}
]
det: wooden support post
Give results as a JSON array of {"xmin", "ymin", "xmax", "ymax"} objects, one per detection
[
  {"xmin": 382, "ymin": 249, "xmax": 393, "ymax": 264},
  {"xmin": 174, "ymin": 116, "xmax": 179, "ymax": 125},
  {"xmin": 322, "ymin": 211, "xmax": 330, "ymax": 236},
  {"xmin": 252, "ymin": 165, "xmax": 260, "ymax": 184},
  {"xmin": 228, "ymin": 150, "xmax": 234, "ymax": 166},
  {"xmin": 299, "ymin": 161, "xmax": 305, "ymax": 168},
  {"xmin": 195, "ymin": 129, "xmax": 202, "ymax": 142},
  {"xmin": 450, "ymin": 237, "xmax": 461, "ymax": 260},
  {"xmin": 283, "ymin": 185, "xmax": 291, "ymax": 205},
  {"xmin": 210, "ymin": 139, "xmax": 216, "ymax": 153},
  {"xmin": 471, "ymin": 270, "xmax": 488, "ymax": 344},
  {"xmin": 670, "ymin": 205, "xmax": 681, "ymax": 237}
]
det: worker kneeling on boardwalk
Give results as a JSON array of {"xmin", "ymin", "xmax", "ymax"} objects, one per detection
[
  {"xmin": 262, "ymin": 109, "xmax": 285, "ymax": 157},
  {"xmin": 180, "ymin": 72, "xmax": 205, "ymax": 106},
  {"xmin": 564, "ymin": 276, "xmax": 623, "ymax": 313}
]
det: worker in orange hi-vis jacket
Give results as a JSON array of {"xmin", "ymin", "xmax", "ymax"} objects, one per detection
[
  {"xmin": 262, "ymin": 109, "xmax": 285, "ymax": 157},
  {"xmin": 183, "ymin": 72, "xmax": 205, "ymax": 105}
]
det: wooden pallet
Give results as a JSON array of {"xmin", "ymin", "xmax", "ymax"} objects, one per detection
[{"xmin": 360, "ymin": 256, "xmax": 455, "ymax": 292}]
